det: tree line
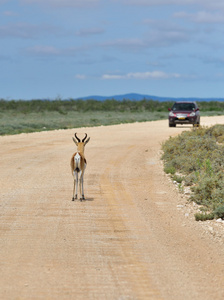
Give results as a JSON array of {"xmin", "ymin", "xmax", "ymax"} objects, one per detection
[{"xmin": 1, "ymin": 98, "xmax": 224, "ymax": 114}]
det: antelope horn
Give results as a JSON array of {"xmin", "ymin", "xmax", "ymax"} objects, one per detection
[
  {"xmin": 82, "ymin": 133, "xmax": 88, "ymax": 143},
  {"xmin": 74, "ymin": 133, "xmax": 80, "ymax": 142}
]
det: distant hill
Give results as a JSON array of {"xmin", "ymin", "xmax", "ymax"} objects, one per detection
[{"xmin": 76, "ymin": 93, "xmax": 224, "ymax": 102}]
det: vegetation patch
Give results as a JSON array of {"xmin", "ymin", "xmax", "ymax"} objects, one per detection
[
  {"xmin": 162, "ymin": 125, "xmax": 224, "ymax": 221},
  {"xmin": 0, "ymin": 98, "xmax": 174, "ymax": 135},
  {"xmin": 1, "ymin": 98, "xmax": 224, "ymax": 136},
  {"xmin": 0, "ymin": 110, "xmax": 169, "ymax": 136}
]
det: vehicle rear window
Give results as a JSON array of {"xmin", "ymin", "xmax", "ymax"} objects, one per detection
[{"xmin": 172, "ymin": 103, "xmax": 195, "ymax": 111}]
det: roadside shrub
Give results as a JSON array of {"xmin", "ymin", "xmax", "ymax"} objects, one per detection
[
  {"xmin": 164, "ymin": 164, "xmax": 176, "ymax": 175},
  {"xmin": 214, "ymin": 206, "xmax": 224, "ymax": 219},
  {"xmin": 184, "ymin": 173, "xmax": 198, "ymax": 186},
  {"xmin": 195, "ymin": 212, "xmax": 214, "ymax": 221},
  {"xmin": 172, "ymin": 174, "xmax": 184, "ymax": 183},
  {"xmin": 162, "ymin": 124, "xmax": 224, "ymax": 220}
]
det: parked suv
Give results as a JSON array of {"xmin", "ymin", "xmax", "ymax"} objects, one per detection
[{"xmin": 168, "ymin": 101, "xmax": 200, "ymax": 127}]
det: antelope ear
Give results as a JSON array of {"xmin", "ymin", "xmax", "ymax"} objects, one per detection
[
  {"xmin": 84, "ymin": 137, "xmax": 90, "ymax": 145},
  {"xmin": 72, "ymin": 137, "xmax": 78, "ymax": 146}
]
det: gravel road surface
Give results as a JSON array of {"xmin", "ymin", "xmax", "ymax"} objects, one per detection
[{"xmin": 1, "ymin": 116, "xmax": 224, "ymax": 299}]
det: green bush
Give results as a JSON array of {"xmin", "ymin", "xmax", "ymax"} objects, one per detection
[
  {"xmin": 214, "ymin": 206, "xmax": 224, "ymax": 219},
  {"xmin": 162, "ymin": 124, "xmax": 224, "ymax": 220},
  {"xmin": 172, "ymin": 174, "xmax": 184, "ymax": 184},
  {"xmin": 164, "ymin": 164, "xmax": 176, "ymax": 175},
  {"xmin": 195, "ymin": 212, "xmax": 214, "ymax": 221}
]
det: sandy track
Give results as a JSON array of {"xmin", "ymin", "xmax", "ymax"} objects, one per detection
[{"xmin": 1, "ymin": 116, "xmax": 224, "ymax": 299}]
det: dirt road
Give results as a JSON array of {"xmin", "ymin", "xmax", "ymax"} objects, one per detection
[{"xmin": 1, "ymin": 116, "xmax": 224, "ymax": 299}]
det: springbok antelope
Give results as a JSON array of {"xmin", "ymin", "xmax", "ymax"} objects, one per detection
[{"xmin": 70, "ymin": 133, "xmax": 90, "ymax": 201}]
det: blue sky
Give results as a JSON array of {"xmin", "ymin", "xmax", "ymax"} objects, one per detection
[{"xmin": 1, "ymin": 0, "xmax": 224, "ymax": 100}]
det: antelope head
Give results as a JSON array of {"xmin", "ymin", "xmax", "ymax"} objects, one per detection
[{"xmin": 72, "ymin": 133, "xmax": 90, "ymax": 152}]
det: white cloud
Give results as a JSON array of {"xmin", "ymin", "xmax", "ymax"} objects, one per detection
[
  {"xmin": 25, "ymin": 45, "xmax": 89, "ymax": 57},
  {"xmin": 0, "ymin": 23, "xmax": 61, "ymax": 39},
  {"xmin": 119, "ymin": 0, "xmax": 223, "ymax": 7},
  {"xmin": 203, "ymin": 1, "xmax": 224, "ymax": 10},
  {"xmin": 102, "ymin": 71, "xmax": 181, "ymax": 80},
  {"xmin": 102, "ymin": 74, "xmax": 123, "ymax": 79},
  {"xmin": 26, "ymin": 45, "xmax": 61, "ymax": 55},
  {"xmin": 74, "ymin": 71, "xmax": 181, "ymax": 80},
  {"xmin": 0, "ymin": 23, "xmax": 33, "ymax": 38},
  {"xmin": 119, "ymin": 0, "xmax": 194, "ymax": 5},
  {"xmin": 142, "ymin": 20, "xmax": 191, "ymax": 47},
  {"xmin": 3, "ymin": 11, "xmax": 18, "ymax": 16},
  {"xmin": 15, "ymin": 0, "xmax": 224, "ymax": 11},
  {"xmin": 20, "ymin": 0, "xmax": 99, "ymax": 8},
  {"xmin": 75, "ymin": 74, "xmax": 86, "ymax": 80},
  {"xmin": 102, "ymin": 38, "xmax": 145, "ymax": 48},
  {"xmin": 101, "ymin": 38, "xmax": 150, "ymax": 53},
  {"xmin": 75, "ymin": 28, "xmax": 104, "ymax": 37},
  {"xmin": 119, "ymin": 0, "xmax": 224, "ymax": 12},
  {"xmin": 146, "ymin": 29, "xmax": 189, "ymax": 47},
  {"xmin": 174, "ymin": 11, "xmax": 224, "ymax": 23},
  {"xmin": 192, "ymin": 54, "xmax": 224, "ymax": 66},
  {"xmin": 18, "ymin": 0, "xmax": 224, "ymax": 10}
]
